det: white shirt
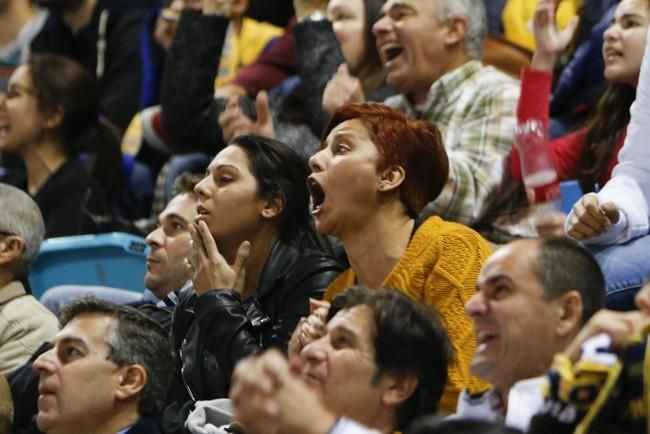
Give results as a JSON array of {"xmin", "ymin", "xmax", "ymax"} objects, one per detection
[
  {"xmin": 452, "ymin": 377, "xmax": 546, "ymax": 432},
  {"xmin": 567, "ymin": 27, "xmax": 650, "ymax": 245}
]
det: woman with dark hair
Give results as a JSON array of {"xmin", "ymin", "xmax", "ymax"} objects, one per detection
[
  {"xmin": 292, "ymin": 103, "xmax": 491, "ymax": 413},
  {"xmin": 512, "ymin": 0, "xmax": 650, "ymax": 194},
  {"xmin": 167, "ymin": 134, "xmax": 343, "ymax": 407},
  {"xmin": 0, "ymin": 53, "xmax": 120, "ymax": 237}
]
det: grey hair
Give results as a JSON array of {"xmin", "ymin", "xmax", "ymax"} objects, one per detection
[
  {"xmin": 60, "ymin": 297, "xmax": 175, "ymax": 417},
  {"xmin": 437, "ymin": 0, "xmax": 487, "ymax": 59},
  {"xmin": 0, "ymin": 183, "xmax": 45, "ymax": 277}
]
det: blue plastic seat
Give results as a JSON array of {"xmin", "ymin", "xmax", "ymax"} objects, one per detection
[
  {"xmin": 29, "ymin": 232, "xmax": 149, "ymax": 300},
  {"xmin": 560, "ymin": 180, "xmax": 584, "ymax": 214}
]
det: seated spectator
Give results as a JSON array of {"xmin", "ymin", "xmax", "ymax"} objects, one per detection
[
  {"xmin": 229, "ymin": 287, "xmax": 452, "ymax": 434},
  {"xmin": 164, "ymin": 135, "xmax": 342, "ymax": 411},
  {"xmin": 294, "ymin": 103, "xmax": 491, "ymax": 412},
  {"xmin": 528, "ymin": 283, "xmax": 650, "ymax": 433},
  {"xmin": 512, "ymin": 0, "xmax": 649, "ymax": 195},
  {"xmin": 31, "ymin": 0, "xmax": 160, "ymax": 132},
  {"xmin": 0, "ymin": 54, "xmax": 119, "ymax": 238},
  {"xmin": 0, "ymin": 0, "xmax": 48, "ymax": 90},
  {"xmin": 0, "ymin": 183, "xmax": 58, "ymax": 376},
  {"xmin": 32, "ymin": 297, "xmax": 175, "ymax": 434},
  {"xmin": 566, "ymin": 26, "xmax": 650, "ymax": 310},
  {"xmin": 459, "ymin": 237, "xmax": 605, "ymax": 431},
  {"xmin": 7, "ymin": 174, "xmax": 199, "ymax": 433},
  {"xmin": 372, "ymin": 0, "xmax": 519, "ymax": 227},
  {"xmin": 40, "ymin": 173, "xmax": 201, "ymax": 328}
]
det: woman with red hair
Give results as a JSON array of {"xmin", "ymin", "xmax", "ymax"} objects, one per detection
[{"xmin": 295, "ymin": 102, "xmax": 491, "ymax": 412}]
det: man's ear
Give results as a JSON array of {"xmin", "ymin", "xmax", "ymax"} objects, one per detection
[
  {"xmin": 555, "ymin": 290, "xmax": 584, "ymax": 338},
  {"xmin": 114, "ymin": 365, "xmax": 147, "ymax": 402},
  {"xmin": 380, "ymin": 371, "xmax": 419, "ymax": 408},
  {"xmin": 378, "ymin": 165, "xmax": 406, "ymax": 192},
  {"xmin": 261, "ymin": 193, "xmax": 284, "ymax": 219},
  {"xmin": 0, "ymin": 236, "xmax": 25, "ymax": 266},
  {"xmin": 443, "ymin": 16, "xmax": 468, "ymax": 48}
]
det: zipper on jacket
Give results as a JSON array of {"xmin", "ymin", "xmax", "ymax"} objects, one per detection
[{"xmin": 179, "ymin": 339, "xmax": 197, "ymax": 402}]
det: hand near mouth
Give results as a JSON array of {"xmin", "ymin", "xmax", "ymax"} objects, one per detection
[{"xmin": 187, "ymin": 220, "xmax": 251, "ymax": 296}]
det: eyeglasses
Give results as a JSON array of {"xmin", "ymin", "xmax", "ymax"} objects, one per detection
[{"xmin": 1, "ymin": 83, "xmax": 38, "ymax": 100}]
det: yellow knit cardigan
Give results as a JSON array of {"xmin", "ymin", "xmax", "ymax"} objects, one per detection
[{"xmin": 324, "ymin": 216, "xmax": 492, "ymax": 413}]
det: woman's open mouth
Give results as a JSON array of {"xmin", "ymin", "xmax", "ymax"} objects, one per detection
[{"xmin": 307, "ymin": 177, "xmax": 326, "ymax": 215}]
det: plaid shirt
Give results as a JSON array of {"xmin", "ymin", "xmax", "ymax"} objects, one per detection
[{"xmin": 385, "ymin": 61, "xmax": 520, "ymax": 225}]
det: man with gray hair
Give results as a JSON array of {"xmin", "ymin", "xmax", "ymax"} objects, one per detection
[
  {"xmin": 0, "ymin": 183, "xmax": 58, "ymax": 375},
  {"xmin": 369, "ymin": 0, "xmax": 520, "ymax": 226},
  {"xmin": 33, "ymin": 297, "xmax": 174, "ymax": 434}
]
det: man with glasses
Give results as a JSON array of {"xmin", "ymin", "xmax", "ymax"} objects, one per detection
[{"xmin": 0, "ymin": 182, "xmax": 58, "ymax": 375}]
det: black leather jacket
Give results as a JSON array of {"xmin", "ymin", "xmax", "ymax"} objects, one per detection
[{"xmin": 168, "ymin": 240, "xmax": 343, "ymax": 404}]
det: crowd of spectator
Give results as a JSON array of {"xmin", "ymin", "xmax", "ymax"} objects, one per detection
[{"xmin": 2, "ymin": 0, "xmax": 650, "ymax": 433}]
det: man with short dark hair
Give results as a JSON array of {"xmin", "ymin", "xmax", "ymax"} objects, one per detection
[
  {"xmin": 40, "ymin": 172, "xmax": 201, "ymax": 323},
  {"xmin": 228, "ymin": 287, "xmax": 452, "ymax": 434},
  {"xmin": 33, "ymin": 297, "xmax": 174, "ymax": 434},
  {"xmin": 458, "ymin": 237, "xmax": 606, "ymax": 430}
]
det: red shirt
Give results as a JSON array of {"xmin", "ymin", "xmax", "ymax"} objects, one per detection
[{"xmin": 512, "ymin": 67, "xmax": 624, "ymax": 187}]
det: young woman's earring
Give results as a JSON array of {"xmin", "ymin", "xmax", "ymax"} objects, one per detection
[{"xmin": 378, "ymin": 181, "xmax": 385, "ymax": 190}]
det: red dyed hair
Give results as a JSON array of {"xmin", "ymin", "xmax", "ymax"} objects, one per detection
[{"xmin": 322, "ymin": 103, "xmax": 449, "ymax": 216}]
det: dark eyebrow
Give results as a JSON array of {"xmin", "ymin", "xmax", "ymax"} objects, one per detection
[
  {"xmin": 477, "ymin": 274, "xmax": 513, "ymax": 291},
  {"xmin": 329, "ymin": 323, "xmax": 360, "ymax": 342},
  {"xmin": 613, "ymin": 12, "xmax": 647, "ymax": 24},
  {"xmin": 162, "ymin": 213, "xmax": 190, "ymax": 225},
  {"xmin": 215, "ymin": 164, "xmax": 240, "ymax": 172},
  {"xmin": 206, "ymin": 163, "xmax": 240, "ymax": 174},
  {"xmin": 329, "ymin": 130, "xmax": 364, "ymax": 144},
  {"xmin": 57, "ymin": 336, "xmax": 89, "ymax": 352}
]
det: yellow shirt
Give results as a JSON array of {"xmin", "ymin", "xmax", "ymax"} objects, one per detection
[
  {"xmin": 214, "ymin": 17, "xmax": 283, "ymax": 89},
  {"xmin": 502, "ymin": 0, "xmax": 582, "ymax": 51},
  {"xmin": 324, "ymin": 216, "xmax": 492, "ymax": 413}
]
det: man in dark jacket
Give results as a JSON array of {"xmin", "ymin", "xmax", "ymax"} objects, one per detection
[
  {"xmin": 31, "ymin": 0, "xmax": 160, "ymax": 132},
  {"xmin": 33, "ymin": 298, "xmax": 174, "ymax": 434}
]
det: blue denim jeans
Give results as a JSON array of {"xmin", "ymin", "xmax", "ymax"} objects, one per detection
[{"xmin": 588, "ymin": 235, "xmax": 650, "ymax": 311}]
